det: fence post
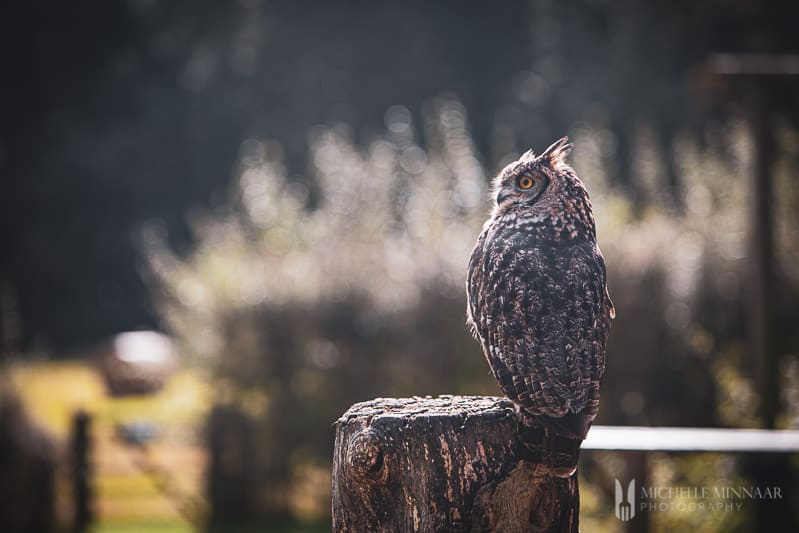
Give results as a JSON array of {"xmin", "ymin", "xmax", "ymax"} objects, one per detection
[
  {"xmin": 70, "ymin": 410, "xmax": 92, "ymax": 533},
  {"xmin": 332, "ymin": 395, "xmax": 578, "ymax": 532},
  {"xmin": 207, "ymin": 404, "xmax": 256, "ymax": 526}
]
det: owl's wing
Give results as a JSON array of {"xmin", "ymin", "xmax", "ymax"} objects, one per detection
[{"xmin": 469, "ymin": 236, "xmax": 611, "ymax": 439}]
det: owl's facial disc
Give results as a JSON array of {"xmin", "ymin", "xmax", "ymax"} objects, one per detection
[{"xmin": 496, "ymin": 171, "xmax": 548, "ymax": 206}]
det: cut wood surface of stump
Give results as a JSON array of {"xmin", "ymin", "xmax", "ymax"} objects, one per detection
[{"xmin": 332, "ymin": 395, "xmax": 579, "ymax": 532}]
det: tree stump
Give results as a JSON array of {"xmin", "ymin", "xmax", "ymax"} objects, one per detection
[{"xmin": 332, "ymin": 395, "xmax": 578, "ymax": 532}]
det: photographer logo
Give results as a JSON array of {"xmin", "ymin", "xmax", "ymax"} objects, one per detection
[{"xmin": 615, "ymin": 478, "xmax": 636, "ymax": 522}]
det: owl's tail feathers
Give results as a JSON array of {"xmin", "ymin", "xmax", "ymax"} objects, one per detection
[{"xmin": 517, "ymin": 410, "xmax": 581, "ymax": 478}]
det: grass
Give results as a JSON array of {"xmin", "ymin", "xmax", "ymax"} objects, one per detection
[
  {"xmin": 96, "ymin": 525, "xmax": 330, "ymax": 533},
  {"xmin": 95, "ymin": 525, "xmax": 194, "ymax": 533},
  {"xmin": 6, "ymin": 358, "xmax": 333, "ymax": 532},
  {"xmin": 7, "ymin": 358, "xmax": 212, "ymax": 532},
  {"xmin": 8, "ymin": 359, "xmax": 214, "ymax": 437}
]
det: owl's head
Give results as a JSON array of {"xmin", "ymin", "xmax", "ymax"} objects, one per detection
[{"xmin": 490, "ymin": 137, "xmax": 596, "ymax": 241}]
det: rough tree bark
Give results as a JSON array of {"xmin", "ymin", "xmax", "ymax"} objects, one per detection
[{"xmin": 332, "ymin": 395, "xmax": 579, "ymax": 532}]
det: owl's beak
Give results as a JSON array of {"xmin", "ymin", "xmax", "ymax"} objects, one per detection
[{"xmin": 496, "ymin": 187, "xmax": 512, "ymax": 205}]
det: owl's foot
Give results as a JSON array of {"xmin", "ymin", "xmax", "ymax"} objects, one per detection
[
  {"xmin": 517, "ymin": 419, "xmax": 546, "ymax": 464},
  {"xmin": 545, "ymin": 434, "xmax": 580, "ymax": 478}
]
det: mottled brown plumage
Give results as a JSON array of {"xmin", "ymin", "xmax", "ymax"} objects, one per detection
[{"xmin": 466, "ymin": 137, "xmax": 614, "ymax": 477}]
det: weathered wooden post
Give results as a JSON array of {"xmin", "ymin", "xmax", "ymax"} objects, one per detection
[
  {"xmin": 332, "ymin": 395, "xmax": 578, "ymax": 532},
  {"xmin": 71, "ymin": 410, "xmax": 93, "ymax": 533}
]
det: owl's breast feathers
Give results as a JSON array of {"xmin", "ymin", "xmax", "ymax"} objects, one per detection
[{"xmin": 466, "ymin": 220, "xmax": 613, "ymax": 440}]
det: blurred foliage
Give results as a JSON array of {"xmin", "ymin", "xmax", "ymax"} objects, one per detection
[
  {"xmin": 144, "ymin": 91, "xmax": 799, "ymax": 528},
  {"xmin": 4, "ymin": 0, "xmax": 799, "ymax": 348},
  {"xmin": 143, "ymin": 99, "xmax": 493, "ymax": 518}
]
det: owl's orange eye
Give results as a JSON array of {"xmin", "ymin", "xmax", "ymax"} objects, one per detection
[{"xmin": 517, "ymin": 175, "xmax": 535, "ymax": 190}]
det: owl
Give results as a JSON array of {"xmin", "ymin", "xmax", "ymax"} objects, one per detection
[{"xmin": 466, "ymin": 137, "xmax": 614, "ymax": 477}]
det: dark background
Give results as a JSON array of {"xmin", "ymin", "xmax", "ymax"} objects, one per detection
[
  {"xmin": 2, "ymin": 0, "xmax": 798, "ymax": 351},
  {"xmin": 2, "ymin": 0, "xmax": 533, "ymax": 348}
]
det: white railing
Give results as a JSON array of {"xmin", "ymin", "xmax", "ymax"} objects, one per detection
[{"xmin": 584, "ymin": 426, "xmax": 799, "ymax": 452}]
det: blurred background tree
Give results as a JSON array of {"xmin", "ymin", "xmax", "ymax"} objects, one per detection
[{"xmin": 2, "ymin": 0, "xmax": 799, "ymax": 531}]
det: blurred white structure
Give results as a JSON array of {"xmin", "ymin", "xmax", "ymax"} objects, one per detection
[
  {"xmin": 99, "ymin": 331, "xmax": 177, "ymax": 396},
  {"xmin": 585, "ymin": 425, "xmax": 799, "ymax": 452}
]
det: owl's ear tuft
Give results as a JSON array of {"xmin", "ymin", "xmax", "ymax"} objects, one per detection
[
  {"xmin": 520, "ymin": 148, "xmax": 536, "ymax": 161},
  {"xmin": 540, "ymin": 136, "xmax": 574, "ymax": 168}
]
